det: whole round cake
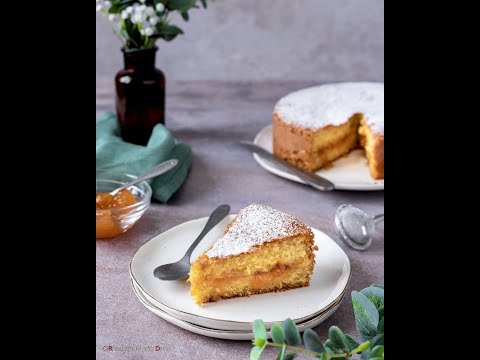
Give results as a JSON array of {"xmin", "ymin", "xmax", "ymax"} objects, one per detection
[{"xmin": 273, "ymin": 82, "xmax": 384, "ymax": 179}]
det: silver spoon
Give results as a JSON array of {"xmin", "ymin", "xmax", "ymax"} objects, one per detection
[
  {"xmin": 109, "ymin": 159, "xmax": 178, "ymax": 196},
  {"xmin": 153, "ymin": 204, "xmax": 231, "ymax": 281},
  {"xmin": 335, "ymin": 204, "xmax": 384, "ymax": 251}
]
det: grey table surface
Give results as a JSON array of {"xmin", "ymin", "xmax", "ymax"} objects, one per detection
[{"xmin": 96, "ymin": 82, "xmax": 384, "ymax": 360}]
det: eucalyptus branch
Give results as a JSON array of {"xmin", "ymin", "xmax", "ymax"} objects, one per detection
[{"xmin": 251, "ymin": 284, "xmax": 384, "ymax": 360}]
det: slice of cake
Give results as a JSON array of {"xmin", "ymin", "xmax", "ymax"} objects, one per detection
[
  {"xmin": 189, "ymin": 204, "xmax": 317, "ymax": 305},
  {"xmin": 273, "ymin": 82, "xmax": 384, "ymax": 179}
]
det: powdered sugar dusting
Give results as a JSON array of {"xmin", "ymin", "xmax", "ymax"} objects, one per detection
[
  {"xmin": 206, "ymin": 204, "xmax": 310, "ymax": 259},
  {"xmin": 274, "ymin": 82, "xmax": 384, "ymax": 135}
]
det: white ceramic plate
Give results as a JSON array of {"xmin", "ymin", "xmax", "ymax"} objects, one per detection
[
  {"xmin": 252, "ymin": 125, "xmax": 384, "ymax": 191},
  {"xmin": 132, "ymin": 280, "xmax": 344, "ymax": 340},
  {"xmin": 130, "ymin": 214, "xmax": 351, "ymax": 331}
]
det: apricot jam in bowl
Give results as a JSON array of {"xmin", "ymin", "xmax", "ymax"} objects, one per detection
[{"xmin": 96, "ymin": 171, "xmax": 152, "ymax": 239}]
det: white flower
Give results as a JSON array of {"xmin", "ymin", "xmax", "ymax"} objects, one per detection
[
  {"xmin": 103, "ymin": 1, "xmax": 112, "ymax": 10},
  {"xmin": 126, "ymin": 6, "xmax": 134, "ymax": 14},
  {"xmin": 144, "ymin": 27, "xmax": 154, "ymax": 36},
  {"xmin": 145, "ymin": 6, "xmax": 155, "ymax": 16},
  {"xmin": 121, "ymin": 10, "xmax": 129, "ymax": 19},
  {"xmin": 148, "ymin": 16, "xmax": 159, "ymax": 26},
  {"xmin": 140, "ymin": 4, "xmax": 147, "ymax": 12},
  {"xmin": 96, "ymin": 0, "xmax": 102, "ymax": 3},
  {"xmin": 108, "ymin": 14, "xmax": 117, "ymax": 22},
  {"xmin": 156, "ymin": 3, "xmax": 165, "ymax": 12},
  {"xmin": 140, "ymin": 29, "xmax": 146, "ymax": 36},
  {"xmin": 140, "ymin": 0, "xmax": 146, "ymax": 3},
  {"xmin": 96, "ymin": 4, "xmax": 103, "ymax": 12},
  {"xmin": 131, "ymin": 12, "xmax": 144, "ymax": 24}
]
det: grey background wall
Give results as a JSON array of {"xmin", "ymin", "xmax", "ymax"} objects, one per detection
[{"xmin": 96, "ymin": 0, "xmax": 384, "ymax": 85}]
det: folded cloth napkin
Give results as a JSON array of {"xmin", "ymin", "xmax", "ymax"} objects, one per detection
[{"xmin": 96, "ymin": 112, "xmax": 192, "ymax": 203}]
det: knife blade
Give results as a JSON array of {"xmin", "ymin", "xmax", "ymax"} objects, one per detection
[{"xmin": 239, "ymin": 141, "xmax": 335, "ymax": 191}]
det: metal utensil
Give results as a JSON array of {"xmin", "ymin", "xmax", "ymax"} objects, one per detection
[
  {"xmin": 109, "ymin": 159, "xmax": 178, "ymax": 196},
  {"xmin": 238, "ymin": 141, "xmax": 335, "ymax": 191},
  {"xmin": 335, "ymin": 204, "xmax": 384, "ymax": 251},
  {"xmin": 153, "ymin": 204, "xmax": 231, "ymax": 281}
]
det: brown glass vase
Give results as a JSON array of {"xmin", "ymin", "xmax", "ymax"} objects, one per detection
[{"xmin": 115, "ymin": 47, "xmax": 165, "ymax": 145}]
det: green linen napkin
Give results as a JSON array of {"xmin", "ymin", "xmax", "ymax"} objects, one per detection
[{"xmin": 96, "ymin": 112, "xmax": 192, "ymax": 203}]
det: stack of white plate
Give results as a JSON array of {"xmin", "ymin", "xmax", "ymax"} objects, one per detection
[{"xmin": 130, "ymin": 215, "xmax": 351, "ymax": 340}]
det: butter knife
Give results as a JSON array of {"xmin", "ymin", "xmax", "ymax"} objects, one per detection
[{"xmin": 239, "ymin": 141, "xmax": 335, "ymax": 191}]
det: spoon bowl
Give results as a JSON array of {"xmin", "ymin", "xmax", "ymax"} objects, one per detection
[{"xmin": 335, "ymin": 204, "xmax": 383, "ymax": 251}]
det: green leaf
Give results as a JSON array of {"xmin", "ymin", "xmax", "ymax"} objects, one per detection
[
  {"xmin": 328, "ymin": 326, "xmax": 350, "ymax": 351},
  {"xmin": 370, "ymin": 358, "xmax": 383, "ymax": 360},
  {"xmin": 377, "ymin": 317, "xmax": 384, "ymax": 334},
  {"xmin": 370, "ymin": 345, "xmax": 384, "ymax": 357},
  {"xmin": 352, "ymin": 341, "xmax": 370, "ymax": 354},
  {"xmin": 253, "ymin": 338, "xmax": 266, "ymax": 347},
  {"xmin": 283, "ymin": 319, "xmax": 301, "ymax": 346},
  {"xmin": 370, "ymin": 333, "xmax": 384, "ymax": 347},
  {"xmin": 318, "ymin": 353, "xmax": 328, "ymax": 360},
  {"xmin": 360, "ymin": 350, "xmax": 370, "ymax": 359},
  {"xmin": 253, "ymin": 319, "xmax": 267, "ymax": 340},
  {"xmin": 324, "ymin": 340, "xmax": 340, "ymax": 354},
  {"xmin": 360, "ymin": 287, "xmax": 384, "ymax": 309},
  {"xmin": 276, "ymin": 344, "xmax": 286, "ymax": 360},
  {"xmin": 159, "ymin": 24, "xmax": 184, "ymax": 41},
  {"xmin": 303, "ymin": 329, "xmax": 325, "ymax": 354},
  {"xmin": 372, "ymin": 284, "xmax": 384, "ymax": 289},
  {"xmin": 200, "ymin": 0, "xmax": 207, "ymax": 8},
  {"xmin": 378, "ymin": 306, "xmax": 384, "ymax": 321},
  {"xmin": 250, "ymin": 345, "xmax": 265, "ymax": 360},
  {"xmin": 167, "ymin": 0, "xmax": 196, "ymax": 12},
  {"xmin": 181, "ymin": 11, "xmax": 189, "ymax": 21},
  {"xmin": 271, "ymin": 323, "xmax": 285, "ymax": 344},
  {"xmin": 283, "ymin": 354, "xmax": 297, "ymax": 360},
  {"xmin": 351, "ymin": 291, "xmax": 379, "ymax": 342},
  {"xmin": 344, "ymin": 335, "xmax": 360, "ymax": 351}
]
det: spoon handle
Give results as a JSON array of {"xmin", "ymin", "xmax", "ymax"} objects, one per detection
[
  {"xmin": 184, "ymin": 204, "xmax": 231, "ymax": 259},
  {"xmin": 111, "ymin": 159, "xmax": 178, "ymax": 195},
  {"xmin": 372, "ymin": 213, "xmax": 384, "ymax": 223}
]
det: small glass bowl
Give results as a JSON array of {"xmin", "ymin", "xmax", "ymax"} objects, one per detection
[{"xmin": 96, "ymin": 170, "xmax": 152, "ymax": 239}]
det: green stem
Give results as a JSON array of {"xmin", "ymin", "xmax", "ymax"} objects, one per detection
[{"xmin": 265, "ymin": 342, "xmax": 349, "ymax": 358}]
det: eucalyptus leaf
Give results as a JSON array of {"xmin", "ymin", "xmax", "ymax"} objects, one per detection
[
  {"xmin": 329, "ymin": 326, "xmax": 350, "ymax": 351},
  {"xmin": 378, "ymin": 306, "xmax": 384, "ymax": 321},
  {"xmin": 283, "ymin": 354, "xmax": 297, "ymax": 360},
  {"xmin": 253, "ymin": 319, "xmax": 267, "ymax": 340},
  {"xmin": 372, "ymin": 284, "xmax": 384, "ymax": 289},
  {"xmin": 370, "ymin": 333, "xmax": 384, "ymax": 347},
  {"xmin": 345, "ymin": 335, "xmax": 360, "ymax": 351},
  {"xmin": 250, "ymin": 345, "xmax": 265, "ymax": 360},
  {"xmin": 283, "ymin": 319, "xmax": 301, "ymax": 346},
  {"xmin": 271, "ymin": 323, "xmax": 285, "ymax": 344},
  {"xmin": 324, "ymin": 339, "xmax": 341, "ymax": 354},
  {"xmin": 276, "ymin": 344, "xmax": 287, "ymax": 360},
  {"xmin": 378, "ymin": 317, "xmax": 384, "ymax": 334},
  {"xmin": 370, "ymin": 345, "xmax": 384, "ymax": 357},
  {"xmin": 360, "ymin": 350, "xmax": 370, "ymax": 359},
  {"xmin": 352, "ymin": 291, "xmax": 379, "ymax": 342},
  {"xmin": 303, "ymin": 329, "xmax": 325, "ymax": 354},
  {"xmin": 360, "ymin": 287, "xmax": 384, "ymax": 309}
]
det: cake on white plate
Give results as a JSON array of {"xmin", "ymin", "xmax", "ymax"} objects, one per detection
[
  {"xmin": 273, "ymin": 82, "xmax": 384, "ymax": 179},
  {"xmin": 188, "ymin": 204, "xmax": 317, "ymax": 305}
]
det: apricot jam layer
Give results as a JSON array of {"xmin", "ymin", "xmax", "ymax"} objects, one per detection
[{"xmin": 96, "ymin": 189, "xmax": 136, "ymax": 239}]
